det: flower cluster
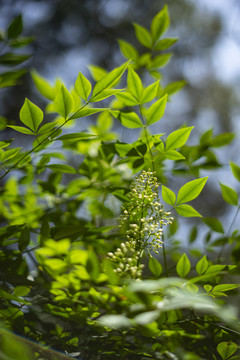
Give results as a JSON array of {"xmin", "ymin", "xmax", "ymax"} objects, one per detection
[{"xmin": 108, "ymin": 170, "xmax": 173, "ymax": 278}]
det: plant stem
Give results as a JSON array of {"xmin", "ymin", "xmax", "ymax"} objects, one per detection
[
  {"xmin": 138, "ymin": 105, "xmax": 155, "ymax": 172},
  {"xmin": 0, "ymin": 102, "xmax": 89, "ymax": 182},
  {"xmin": 218, "ymin": 204, "xmax": 240, "ymax": 262},
  {"xmin": 162, "ymin": 236, "xmax": 168, "ymax": 277}
]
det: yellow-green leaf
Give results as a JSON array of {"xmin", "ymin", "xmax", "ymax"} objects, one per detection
[{"xmin": 20, "ymin": 98, "xmax": 43, "ymax": 133}]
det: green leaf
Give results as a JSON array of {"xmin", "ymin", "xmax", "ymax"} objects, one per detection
[
  {"xmin": 230, "ymin": 161, "xmax": 240, "ymax": 182},
  {"xmin": 47, "ymin": 164, "xmax": 77, "ymax": 173},
  {"xmin": 18, "ymin": 227, "xmax": 30, "ymax": 252},
  {"xmin": 217, "ymin": 342, "xmax": 237, "ymax": 360},
  {"xmin": 127, "ymin": 67, "xmax": 143, "ymax": 101},
  {"xmin": 37, "ymin": 122, "xmax": 57, "ymax": 135},
  {"xmin": 7, "ymin": 125, "xmax": 35, "ymax": 135},
  {"xmin": 166, "ymin": 127, "xmax": 194, "ymax": 150},
  {"xmin": 56, "ymin": 133, "xmax": 97, "ymax": 141},
  {"xmin": 32, "ymin": 71, "xmax": 56, "ymax": 100},
  {"xmin": 90, "ymin": 89, "xmax": 123, "ymax": 102},
  {"xmin": 0, "ymin": 140, "xmax": 12, "ymax": 149},
  {"xmin": 71, "ymin": 107, "xmax": 108, "ymax": 120},
  {"xmin": 116, "ymin": 91, "xmax": 139, "ymax": 106},
  {"xmin": 196, "ymin": 256, "xmax": 208, "ymax": 275},
  {"xmin": 176, "ymin": 253, "xmax": 191, "ymax": 278},
  {"xmin": 220, "ymin": 183, "xmax": 238, "ymax": 206},
  {"xmin": 9, "ymin": 36, "xmax": 34, "ymax": 48},
  {"xmin": 75, "ymin": 72, "xmax": 92, "ymax": 101},
  {"xmin": 111, "ymin": 110, "xmax": 143, "ymax": 128},
  {"xmin": 7, "ymin": 15, "xmax": 23, "ymax": 39},
  {"xmin": 154, "ymin": 38, "xmax": 178, "ymax": 51},
  {"xmin": 203, "ymin": 217, "xmax": 224, "ymax": 233},
  {"xmin": 151, "ymin": 5, "xmax": 170, "ymax": 44},
  {"xmin": 162, "ymin": 185, "xmax": 176, "ymax": 206},
  {"xmin": 91, "ymin": 61, "xmax": 130, "ymax": 99},
  {"xmin": 0, "ymin": 148, "xmax": 21, "ymax": 162},
  {"xmin": 213, "ymin": 284, "xmax": 240, "ymax": 292},
  {"xmin": 140, "ymin": 81, "xmax": 159, "ymax": 104},
  {"xmin": 53, "ymin": 85, "xmax": 73, "ymax": 119},
  {"xmin": 175, "ymin": 204, "xmax": 202, "ymax": 218},
  {"xmin": 164, "ymin": 150, "xmax": 185, "ymax": 160},
  {"xmin": 149, "ymin": 256, "xmax": 162, "ymax": 277},
  {"xmin": 211, "ymin": 133, "xmax": 235, "ymax": 147},
  {"xmin": 205, "ymin": 265, "xmax": 226, "ymax": 275},
  {"xmin": 19, "ymin": 98, "xmax": 43, "ymax": 133},
  {"xmin": 133, "ymin": 23, "xmax": 152, "ymax": 48},
  {"xmin": 0, "ymin": 53, "xmax": 31, "ymax": 66},
  {"xmin": 177, "ymin": 177, "xmax": 208, "ymax": 204},
  {"xmin": 150, "ymin": 54, "xmax": 172, "ymax": 69},
  {"xmin": 0, "ymin": 70, "xmax": 26, "ymax": 87},
  {"xmin": 146, "ymin": 94, "xmax": 167, "ymax": 125},
  {"xmin": 86, "ymin": 250, "xmax": 100, "ymax": 281},
  {"xmin": 159, "ymin": 80, "xmax": 186, "ymax": 97},
  {"xmin": 88, "ymin": 65, "xmax": 107, "ymax": 82},
  {"xmin": 118, "ymin": 39, "xmax": 138, "ymax": 61}
]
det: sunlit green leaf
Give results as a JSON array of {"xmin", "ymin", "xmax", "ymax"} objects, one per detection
[
  {"xmin": 176, "ymin": 204, "xmax": 202, "ymax": 218},
  {"xmin": 56, "ymin": 133, "xmax": 97, "ymax": 141},
  {"xmin": 166, "ymin": 127, "xmax": 194, "ymax": 151},
  {"xmin": 47, "ymin": 164, "xmax": 77, "ymax": 173},
  {"xmin": 53, "ymin": 85, "xmax": 73, "ymax": 119},
  {"xmin": 159, "ymin": 80, "xmax": 186, "ymax": 97},
  {"xmin": 118, "ymin": 39, "xmax": 139, "ymax": 61},
  {"xmin": 116, "ymin": 91, "xmax": 139, "ymax": 106},
  {"xmin": 75, "ymin": 72, "xmax": 92, "ymax": 101},
  {"xmin": 71, "ymin": 107, "xmax": 108, "ymax": 120},
  {"xmin": 176, "ymin": 253, "xmax": 191, "ymax": 278},
  {"xmin": 154, "ymin": 38, "xmax": 178, "ymax": 51},
  {"xmin": 127, "ymin": 66, "xmax": 143, "ymax": 101},
  {"xmin": 91, "ymin": 89, "xmax": 123, "ymax": 102},
  {"xmin": 230, "ymin": 161, "xmax": 240, "ymax": 182},
  {"xmin": 149, "ymin": 256, "xmax": 162, "ymax": 277},
  {"xmin": 91, "ymin": 61, "xmax": 130, "ymax": 99},
  {"xmin": 164, "ymin": 150, "xmax": 185, "ymax": 160},
  {"xmin": 88, "ymin": 65, "xmax": 107, "ymax": 82},
  {"xmin": 151, "ymin": 5, "xmax": 170, "ymax": 44},
  {"xmin": 162, "ymin": 185, "xmax": 176, "ymax": 206},
  {"xmin": 196, "ymin": 256, "xmax": 208, "ymax": 275},
  {"xmin": 7, "ymin": 125, "xmax": 35, "ymax": 135},
  {"xmin": 32, "ymin": 71, "xmax": 56, "ymax": 100},
  {"xmin": 19, "ymin": 98, "xmax": 43, "ymax": 133},
  {"xmin": 111, "ymin": 110, "xmax": 143, "ymax": 128},
  {"xmin": 150, "ymin": 54, "xmax": 172, "ymax": 69},
  {"xmin": 133, "ymin": 23, "xmax": 152, "ymax": 48},
  {"xmin": 177, "ymin": 177, "xmax": 208, "ymax": 205},
  {"xmin": 217, "ymin": 342, "xmax": 237, "ymax": 360},
  {"xmin": 220, "ymin": 183, "xmax": 238, "ymax": 206},
  {"xmin": 146, "ymin": 94, "xmax": 167, "ymax": 125},
  {"xmin": 140, "ymin": 81, "xmax": 159, "ymax": 104}
]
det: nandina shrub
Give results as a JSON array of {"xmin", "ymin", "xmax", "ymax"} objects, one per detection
[{"xmin": 0, "ymin": 7, "xmax": 240, "ymax": 360}]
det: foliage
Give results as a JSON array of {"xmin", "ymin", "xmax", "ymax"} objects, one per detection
[{"xmin": 0, "ymin": 7, "xmax": 240, "ymax": 360}]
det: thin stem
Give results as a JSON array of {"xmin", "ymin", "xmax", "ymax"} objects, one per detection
[
  {"xmin": 138, "ymin": 105, "xmax": 155, "ymax": 172},
  {"xmin": 218, "ymin": 204, "xmax": 240, "ymax": 262},
  {"xmin": 0, "ymin": 102, "xmax": 89, "ymax": 182},
  {"xmin": 162, "ymin": 235, "xmax": 168, "ymax": 277}
]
